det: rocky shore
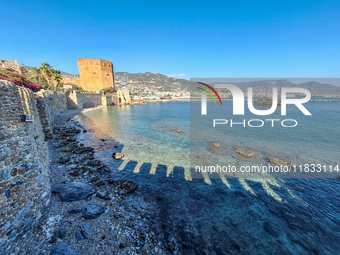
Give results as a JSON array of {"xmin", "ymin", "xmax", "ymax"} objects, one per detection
[{"xmin": 6, "ymin": 117, "xmax": 165, "ymax": 255}]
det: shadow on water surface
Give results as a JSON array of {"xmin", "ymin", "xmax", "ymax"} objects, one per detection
[{"xmin": 113, "ymin": 157, "xmax": 340, "ymax": 255}]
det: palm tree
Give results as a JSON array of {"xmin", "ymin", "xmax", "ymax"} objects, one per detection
[
  {"xmin": 51, "ymin": 69, "xmax": 62, "ymax": 90},
  {"xmin": 32, "ymin": 67, "xmax": 42, "ymax": 82},
  {"xmin": 40, "ymin": 62, "xmax": 53, "ymax": 87},
  {"xmin": 20, "ymin": 62, "xmax": 29, "ymax": 76},
  {"xmin": 32, "ymin": 67, "xmax": 48, "ymax": 88}
]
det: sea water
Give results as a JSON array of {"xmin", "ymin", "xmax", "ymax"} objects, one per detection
[
  {"xmin": 75, "ymin": 101, "xmax": 340, "ymax": 254},
  {"xmin": 78, "ymin": 101, "xmax": 339, "ymax": 169}
]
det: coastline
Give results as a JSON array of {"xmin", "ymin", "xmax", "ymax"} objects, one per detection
[
  {"xmin": 53, "ymin": 105, "xmax": 106, "ymax": 126},
  {"xmin": 3, "ymin": 101, "xmax": 340, "ymax": 255},
  {"xmin": 6, "ymin": 109, "xmax": 165, "ymax": 254}
]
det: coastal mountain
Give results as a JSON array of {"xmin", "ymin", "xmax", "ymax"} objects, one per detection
[
  {"xmin": 211, "ymin": 80, "xmax": 340, "ymax": 96},
  {"xmin": 114, "ymin": 72, "xmax": 194, "ymax": 94},
  {"xmin": 58, "ymin": 71, "xmax": 340, "ymax": 96},
  {"xmin": 298, "ymin": 81, "xmax": 340, "ymax": 95},
  {"xmin": 114, "ymin": 72, "xmax": 340, "ymax": 96}
]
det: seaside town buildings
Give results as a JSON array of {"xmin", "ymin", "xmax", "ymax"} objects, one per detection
[{"xmin": 62, "ymin": 82, "xmax": 78, "ymax": 89}]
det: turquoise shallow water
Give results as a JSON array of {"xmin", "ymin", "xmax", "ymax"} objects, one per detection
[
  {"xmin": 77, "ymin": 102, "xmax": 190, "ymax": 168},
  {"xmin": 75, "ymin": 102, "xmax": 340, "ymax": 254},
  {"xmin": 77, "ymin": 101, "xmax": 339, "ymax": 174},
  {"xmin": 190, "ymin": 100, "xmax": 340, "ymax": 178}
]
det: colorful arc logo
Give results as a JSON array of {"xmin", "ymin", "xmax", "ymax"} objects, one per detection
[{"xmin": 197, "ymin": 82, "xmax": 223, "ymax": 106}]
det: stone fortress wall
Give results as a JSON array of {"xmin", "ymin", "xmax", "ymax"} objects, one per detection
[
  {"xmin": 0, "ymin": 59, "xmax": 21, "ymax": 73},
  {"xmin": 0, "ymin": 80, "xmax": 50, "ymax": 249},
  {"xmin": 77, "ymin": 58, "xmax": 115, "ymax": 91},
  {"xmin": 36, "ymin": 90, "xmax": 68, "ymax": 138},
  {"xmin": 61, "ymin": 74, "xmax": 80, "ymax": 86},
  {"xmin": 60, "ymin": 58, "xmax": 131, "ymax": 105},
  {"xmin": 115, "ymin": 90, "xmax": 131, "ymax": 105},
  {"xmin": 66, "ymin": 90, "xmax": 131, "ymax": 109},
  {"xmin": 0, "ymin": 78, "xmax": 131, "ymax": 249}
]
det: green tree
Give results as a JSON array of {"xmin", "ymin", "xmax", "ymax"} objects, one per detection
[
  {"xmin": 32, "ymin": 67, "xmax": 49, "ymax": 89},
  {"xmin": 51, "ymin": 69, "xmax": 62, "ymax": 90},
  {"xmin": 40, "ymin": 62, "xmax": 53, "ymax": 87},
  {"xmin": 19, "ymin": 62, "xmax": 29, "ymax": 76}
]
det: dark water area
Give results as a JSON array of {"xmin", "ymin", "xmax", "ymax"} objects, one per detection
[{"xmin": 89, "ymin": 158, "xmax": 340, "ymax": 254}]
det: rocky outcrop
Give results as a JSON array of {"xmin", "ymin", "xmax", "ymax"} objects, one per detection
[
  {"xmin": 211, "ymin": 143, "xmax": 221, "ymax": 148},
  {"xmin": 50, "ymin": 242, "xmax": 78, "ymax": 255},
  {"xmin": 235, "ymin": 148, "xmax": 255, "ymax": 158},
  {"xmin": 268, "ymin": 157, "xmax": 295, "ymax": 167},
  {"xmin": 112, "ymin": 152, "xmax": 124, "ymax": 160},
  {"xmin": 83, "ymin": 205, "xmax": 106, "ymax": 219},
  {"xmin": 114, "ymin": 180, "xmax": 138, "ymax": 195},
  {"xmin": 51, "ymin": 182, "xmax": 96, "ymax": 202}
]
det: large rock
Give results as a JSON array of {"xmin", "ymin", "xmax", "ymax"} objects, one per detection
[
  {"xmin": 51, "ymin": 182, "xmax": 96, "ymax": 202},
  {"xmin": 87, "ymin": 160, "xmax": 103, "ymax": 167},
  {"xmin": 235, "ymin": 148, "xmax": 255, "ymax": 158},
  {"xmin": 112, "ymin": 152, "xmax": 124, "ymax": 160},
  {"xmin": 68, "ymin": 207, "xmax": 84, "ymax": 214},
  {"xmin": 268, "ymin": 157, "xmax": 295, "ymax": 167},
  {"xmin": 114, "ymin": 180, "xmax": 138, "ymax": 194},
  {"xmin": 90, "ymin": 176, "xmax": 105, "ymax": 187},
  {"xmin": 50, "ymin": 243, "xmax": 78, "ymax": 255},
  {"xmin": 211, "ymin": 142, "xmax": 221, "ymax": 148},
  {"xmin": 83, "ymin": 205, "xmax": 106, "ymax": 219},
  {"xmin": 80, "ymin": 222, "xmax": 90, "ymax": 239},
  {"xmin": 58, "ymin": 157, "xmax": 70, "ymax": 164},
  {"xmin": 68, "ymin": 166, "xmax": 89, "ymax": 176},
  {"xmin": 97, "ymin": 191, "xmax": 111, "ymax": 200}
]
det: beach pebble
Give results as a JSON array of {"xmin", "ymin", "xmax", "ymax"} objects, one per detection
[{"xmin": 83, "ymin": 205, "xmax": 106, "ymax": 219}]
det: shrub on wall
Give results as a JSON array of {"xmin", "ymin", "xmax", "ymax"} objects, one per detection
[
  {"xmin": 101, "ymin": 87, "xmax": 116, "ymax": 94},
  {"xmin": 0, "ymin": 70, "xmax": 41, "ymax": 91}
]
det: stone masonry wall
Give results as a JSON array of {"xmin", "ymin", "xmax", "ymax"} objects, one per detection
[
  {"xmin": 77, "ymin": 58, "xmax": 115, "ymax": 91},
  {"xmin": 0, "ymin": 80, "xmax": 130, "ymax": 250},
  {"xmin": 66, "ymin": 91, "xmax": 117, "ymax": 109},
  {"xmin": 66, "ymin": 90, "xmax": 84, "ymax": 109},
  {"xmin": 80, "ymin": 93, "xmax": 102, "ymax": 108},
  {"xmin": 0, "ymin": 80, "xmax": 50, "ymax": 249},
  {"xmin": 36, "ymin": 90, "xmax": 68, "ymax": 139},
  {"xmin": 61, "ymin": 74, "xmax": 80, "ymax": 87},
  {"xmin": 114, "ymin": 90, "xmax": 131, "ymax": 105}
]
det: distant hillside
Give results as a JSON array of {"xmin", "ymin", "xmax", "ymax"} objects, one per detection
[
  {"xmin": 298, "ymin": 81, "xmax": 340, "ymax": 95},
  {"xmin": 114, "ymin": 73, "xmax": 340, "ymax": 96},
  {"xmin": 210, "ymin": 79, "xmax": 340, "ymax": 96},
  {"xmin": 114, "ymin": 72, "xmax": 195, "ymax": 93}
]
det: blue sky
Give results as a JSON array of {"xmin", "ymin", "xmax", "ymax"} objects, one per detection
[{"xmin": 1, "ymin": 0, "xmax": 340, "ymax": 79}]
